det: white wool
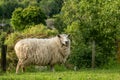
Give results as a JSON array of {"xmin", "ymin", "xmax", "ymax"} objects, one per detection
[{"xmin": 15, "ymin": 35, "xmax": 70, "ymax": 73}]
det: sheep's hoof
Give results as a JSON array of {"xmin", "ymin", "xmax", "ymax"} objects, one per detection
[
  {"xmin": 51, "ymin": 68, "xmax": 55, "ymax": 72},
  {"xmin": 16, "ymin": 72, "xmax": 19, "ymax": 75}
]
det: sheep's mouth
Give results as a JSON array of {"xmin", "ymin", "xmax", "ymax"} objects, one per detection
[{"xmin": 62, "ymin": 43, "xmax": 69, "ymax": 47}]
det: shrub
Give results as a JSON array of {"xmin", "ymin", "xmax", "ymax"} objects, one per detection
[{"xmin": 11, "ymin": 6, "xmax": 47, "ymax": 31}]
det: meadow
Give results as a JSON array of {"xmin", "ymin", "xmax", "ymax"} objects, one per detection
[{"xmin": 0, "ymin": 68, "xmax": 120, "ymax": 80}]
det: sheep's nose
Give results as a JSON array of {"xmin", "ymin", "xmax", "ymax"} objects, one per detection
[{"xmin": 65, "ymin": 41, "xmax": 69, "ymax": 44}]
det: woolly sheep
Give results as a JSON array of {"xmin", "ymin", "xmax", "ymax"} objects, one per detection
[{"xmin": 14, "ymin": 34, "xmax": 70, "ymax": 73}]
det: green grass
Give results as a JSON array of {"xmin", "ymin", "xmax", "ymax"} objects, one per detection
[{"xmin": 0, "ymin": 69, "xmax": 120, "ymax": 80}]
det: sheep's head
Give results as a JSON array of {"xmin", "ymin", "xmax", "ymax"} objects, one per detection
[{"xmin": 57, "ymin": 34, "xmax": 70, "ymax": 47}]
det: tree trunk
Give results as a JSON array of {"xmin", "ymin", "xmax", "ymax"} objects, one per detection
[{"xmin": 92, "ymin": 40, "xmax": 95, "ymax": 69}]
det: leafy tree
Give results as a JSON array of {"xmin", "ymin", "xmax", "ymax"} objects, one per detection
[
  {"xmin": 40, "ymin": 0, "xmax": 63, "ymax": 17},
  {"xmin": 11, "ymin": 6, "xmax": 47, "ymax": 31},
  {"xmin": 18, "ymin": 0, "xmax": 41, "ymax": 8},
  {"xmin": 0, "ymin": 0, "xmax": 42, "ymax": 19},
  {"xmin": 0, "ymin": 0, "xmax": 19, "ymax": 19},
  {"xmin": 57, "ymin": 0, "xmax": 120, "ymax": 68},
  {"xmin": 49, "ymin": 0, "xmax": 63, "ymax": 17}
]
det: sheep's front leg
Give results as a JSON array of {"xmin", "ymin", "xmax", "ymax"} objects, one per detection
[{"xmin": 50, "ymin": 65, "xmax": 55, "ymax": 72}]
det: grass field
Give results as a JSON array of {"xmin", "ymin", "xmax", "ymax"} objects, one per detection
[{"xmin": 0, "ymin": 69, "xmax": 120, "ymax": 80}]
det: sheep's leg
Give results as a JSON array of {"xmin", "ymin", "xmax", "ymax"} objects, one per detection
[
  {"xmin": 21, "ymin": 54, "xmax": 28, "ymax": 72},
  {"xmin": 50, "ymin": 65, "xmax": 55, "ymax": 72},
  {"xmin": 16, "ymin": 61, "xmax": 22, "ymax": 74},
  {"xmin": 21, "ymin": 65, "xmax": 25, "ymax": 72}
]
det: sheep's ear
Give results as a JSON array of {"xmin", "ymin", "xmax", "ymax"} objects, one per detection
[
  {"xmin": 57, "ymin": 34, "xmax": 61, "ymax": 38},
  {"xmin": 67, "ymin": 34, "xmax": 70, "ymax": 38}
]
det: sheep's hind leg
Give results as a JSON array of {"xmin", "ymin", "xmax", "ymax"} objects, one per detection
[
  {"xmin": 21, "ymin": 65, "xmax": 25, "ymax": 72},
  {"xmin": 16, "ymin": 60, "xmax": 22, "ymax": 74}
]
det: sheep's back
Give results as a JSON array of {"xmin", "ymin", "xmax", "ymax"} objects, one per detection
[
  {"xmin": 14, "ymin": 37, "xmax": 70, "ymax": 66},
  {"xmin": 15, "ymin": 39, "xmax": 52, "ymax": 65}
]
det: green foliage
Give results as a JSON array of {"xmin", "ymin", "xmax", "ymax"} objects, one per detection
[
  {"xmin": 11, "ymin": 6, "xmax": 47, "ymax": 31},
  {"xmin": 57, "ymin": 0, "xmax": 120, "ymax": 68},
  {"xmin": 18, "ymin": 0, "xmax": 41, "ymax": 8},
  {"xmin": 0, "ymin": 32, "xmax": 7, "ymax": 46},
  {"xmin": 40, "ymin": 0, "xmax": 63, "ymax": 17},
  {"xmin": 0, "ymin": 0, "xmax": 63, "ymax": 20},
  {"xmin": 0, "ymin": 0, "xmax": 43, "ymax": 19},
  {"xmin": 50, "ymin": 0, "xmax": 63, "ymax": 17},
  {"xmin": 0, "ymin": 0, "xmax": 19, "ymax": 18},
  {"xmin": 54, "ymin": 15, "xmax": 66, "ymax": 33},
  {"xmin": 65, "ymin": 21, "xmax": 92, "ymax": 68}
]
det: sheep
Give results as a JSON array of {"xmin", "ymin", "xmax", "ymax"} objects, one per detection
[{"xmin": 14, "ymin": 34, "xmax": 70, "ymax": 73}]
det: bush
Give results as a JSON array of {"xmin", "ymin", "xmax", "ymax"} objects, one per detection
[
  {"xmin": 11, "ymin": 6, "xmax": 47, "ymax": 31},
  {"xmin": 65, "ymin": 21, "xmax": 92, "ymax": 68},
  {"xmin": 0, "ymin": 0, "xmax": 19, "ymax": 19},
  {"xmin": 40, "ymin": 0, "xmax": 63, "ymax": 17}
]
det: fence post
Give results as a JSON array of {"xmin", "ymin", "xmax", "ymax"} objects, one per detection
[
  {"xmin": 1, "ymin": 44, "xmax": 7, "ymax": 72},
  {"xmin": 92, "ymin": 40, "xmax": 95, "ymax": 69}
]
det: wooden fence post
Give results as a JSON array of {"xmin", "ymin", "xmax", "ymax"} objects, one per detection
[
  {"xmin": 1, "ymin": 45, "xmax": 7, "ymax": 72},
  {"xmin": 92, "ymin": 40, "xmax": 95, "ymax": 69}
]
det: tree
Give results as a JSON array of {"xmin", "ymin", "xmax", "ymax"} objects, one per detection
[
  {"xmin": 11, "ymin": 6, "xmax": 47, "ymax": 31},
  {"xmin": 18, "ymin": 0, "xmax": 42, "ymax": 8},
  {"xmin": 56, "ymin": 0, "xmax": 120, "ymax": 68},
  {"xmin": 40, "ymin": 0, "xmax": 63, "ymax": 17},
  {"xmin": 0, "ymin": 0, "xmax": 19, "ymax": 19}
]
